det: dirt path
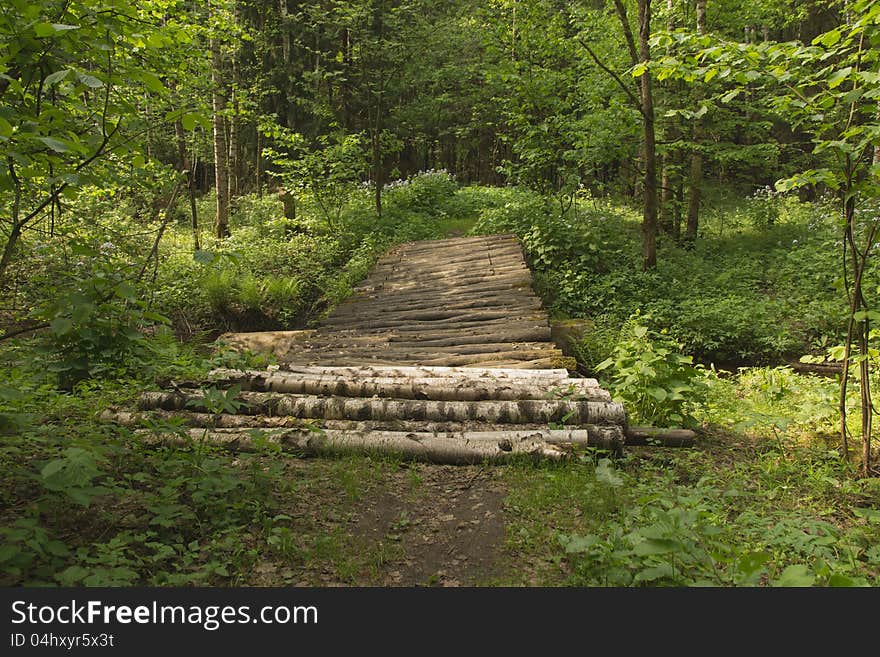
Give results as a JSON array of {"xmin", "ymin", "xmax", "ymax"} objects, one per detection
[
  {"xmin": 354, "ymin": 464, "xmax": 507, "ymax": 586},
  {"xmin": 247, "ymin": 458, "xmax": 510, "ymax": 587}
]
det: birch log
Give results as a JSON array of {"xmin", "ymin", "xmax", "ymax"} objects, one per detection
[
  {"xmin": 103, "ymin": 408, "xmax": 625, "ymax": 450},
  {"xmin": 137, "ymin": 390, "xmax": 626, "ymax": 425},
  {"xmin": 204, "ymin": 369, "xmax": 609, "ymax": 401},
  {"xmin": 260, "ymin": 365, "xmax": 573, "ymax": 379},
  {"xmin": 133, "ymin": 427, "xmax": 573, "ymax": 464}
]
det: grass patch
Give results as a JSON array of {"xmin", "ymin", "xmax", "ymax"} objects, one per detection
[{"xmin": 500, "ymin": 438, "xmax": 880, "ymax": 586}]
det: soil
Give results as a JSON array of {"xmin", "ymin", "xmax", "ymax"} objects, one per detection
[
  {"xmin": 248, "ymin": 458, "xmax": 509, "ymax": 587},
  {"xmin": 354, "ymin": 464, "xmax": 507, "ymax": 587}
]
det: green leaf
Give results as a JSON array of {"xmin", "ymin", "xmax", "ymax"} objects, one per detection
[
  {"xmin": 138, "ymin": 71, "xmax": 166, "ymax": 94},
  {"xmin": 648, "ymin": 387, "xmax": 668, "ymax": 401},
  {"xmin": 827, "ymin": 574, "xmax": 856, "ymax": 587},
  {"xmin": 737, "ymin": 551, "xmax": 770, "ymax": 576},
  {"xmin": 633, "ymin": 538, "xmax": 679, "ymax": 556},
  {"xmin": 827, "ymin": 66, "xmax": 852, "ymax": 89},
  {"xmin": 56, "ymin": 565, "xmax": 89, "ymax": 585},
  {"xmin": 772, "ymin": 564, "xmax": 815, "ymax": 587},
  {"xmin": 50, "ymin": 317, "xmax": 73, "ymax": 336},
  {"xmin": 595, "ymin": 458, "xmax": 623, "ymax": 487},
  {"xmin": 561, "ymin": 534, "xmax": 599, "ymax": 554},
  {"xmin": 77, "ymin": 72, "xmax": 104, "ymax": 89},
  {"xmin": 634, "ymin": 563, "xmax": 674, "ymax": 582},
  {"xmin": 852, "ymin": 310, "xmax": 880, "ymax": 322},
  {"xmin": 852, "ymin": 507, "xmax": 880, "ymax": 522},
  {"xmin": 114, "ymin": 281, "xmax": 138, "ymax": 301},
  {"xmin": 41, "ymin": 458, "xmax": 66, "ymax": 479},
  {"xmin": 813, "ymin": 28, "xmax": 841, "ymax": 48},
  {"xmin": 34, "ymin": 23, "xmax": 79, "ymax": 37},
  {"xmin": 0, "ymin": 544, "xmax": 21, "ymax": 563},
  {"xmin": 44, "ymin": 69, "xmax": 70, "ymax": 86},
  {"xmin": 0, "ymin": 117, "xmax": 12, "ymax": 138},
  {"xmin": 181, "ymin": 112, "xmax": 209, "ymax": 131},
  {"xmin": 37, "ymin": 136, "xmax": 72, "ymax": 153},
  {"xmin": 193, "ymin": 249, "xmax": 217, "ymax": 265},
  {"xmin": 631, "ymin": 62, "xmax": 648, "ymax": 78},
  {"xmin": 595, "ymin": 357, "xmax": 614, "ymax": 372},
  {"xmin": 720, "ymin": 89, "xmax": 740, "ymax": 103},
  {"xmin": 67, "ymin": 488, "xmax": 94, "ymax": 507}
]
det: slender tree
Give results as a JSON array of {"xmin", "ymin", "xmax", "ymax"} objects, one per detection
[
  {"xmin": 684, "ymin": 0, "xmax": 706, "ymax": 243},
  {"xmin": 209, "ymin": 3, "xmax": 231, "ymax": 238},
  {"xmin": 611, "ymin": 0, "xmax": 658, "ymax": 269}
]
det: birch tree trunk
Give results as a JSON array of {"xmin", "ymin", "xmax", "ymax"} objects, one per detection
[
  {"xmin": 135, "ymin": 427, "xmax": 570, "ymax": 464},
  {"xmin": 137, "ymin": 390, "xmax": 627, "ymax": 425},
  {"xmin": 210, "ymin": 4, "xmax": 231, "ymax": 239}
]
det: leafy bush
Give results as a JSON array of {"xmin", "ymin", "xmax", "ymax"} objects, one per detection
[
  {"xmin": 469, "ymin": 186, "xmax": 855, "ymax": 367},
  {"xmin": 595, "ymin": 318, "xmax": 709, "ymax": 427},
  {"xmin": 32, "ymin": 244, "xmax": 168, "ymax": 389},
  {"xmin": 383, "ymin": 169, "xmax": 458, "ymax": 213}
]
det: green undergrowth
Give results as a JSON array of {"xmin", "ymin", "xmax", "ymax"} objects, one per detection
[
  {"xmin": 0, "ymin": 170, "xmax": 479, "ymax": 586},
  {"xmin": 2, "ymin": 170, "xmax": 471, "ymax": 343},
  {"xmin": 468, "ymin": 186, "xmax": 857, "ymax": 368},
  {"xmin": 501, "ymin": 360, "xmax": 880, "ymax": 586},
  {"xmin": 0, "ymin": 333, "xmax": 419, "ymax": 586},
  {"xmin": 503, "ymin": 441, "xmax": 880, "ymax": 587}
]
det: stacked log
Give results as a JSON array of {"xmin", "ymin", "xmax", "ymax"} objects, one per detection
[
  {"xmin": 104, "ymin": 234, "xmax": 696, "ymax": 462},
  {"xmin": 124, "ymin": 362, "xmax": 632, "ymax": 461}
]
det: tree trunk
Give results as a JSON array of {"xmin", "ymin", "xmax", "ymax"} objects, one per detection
[
  {"xmin": 214, "ymin": 363, "xmax": 573, "ymax": 380},
  {"xmin": 625, "ymin": 426, "xmax": 696, "ymax": 447},
  {"xmin": 874, "ymin": 107, "xmax": 880, "ymax": 167},
  {"xmin": 660, "ymin": 0, "xmax": 680, "ymax": 236},
  {"xmin": 174, "ymin": 118, "xmax": 200, "ymax": 251},
  {"xmin": 684, "ymin": 0, "xmax": 706, "ymax": 244},
  {"xmin": 210, "ymin": 20, "xmax": 230, "ymax": 239},
  {"xmin": 685, "ymin": 142, "xmax": 703, "ymax": 241},
  {"xmin": 638, "ymin": 0, "xmax": 658, "ymax": 269},
  {"xmin": 371, "ymin": 0, "xmax": 385, "ymax": 216},
  {"xmin": 229, "ymin": 54, "xmax": 240, "ymax": 199},
  {"xmin": 202, "ymin": 368, "xmax": 610, "ymax": 402},
  {"xmin": 279, "ymin": 0, "xmax": 290, "ymax": 65},
  {"xmin": 373, "ymin": 126, "xmax": 383, "ymax": 216},
  {"xmin": 256, "ymin": 128, "xmax": 263, "ymax": 198},
  {"xmin": 0, "ymin": 159, "xmax": 22, "ymax": 282}
]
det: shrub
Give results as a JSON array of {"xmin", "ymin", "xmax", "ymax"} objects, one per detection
[
  {"xmin": 32, "ymin": 245, "xmax": 168, "ymax": 389},
  {"xmin": 595, "ymin": 318, "xmax": 709, "ymax": 427}
]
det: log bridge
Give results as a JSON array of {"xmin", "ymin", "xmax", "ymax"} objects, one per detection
[{"xmin": 104, "ymin": 234, "xmax": 694, "ymax": 463}]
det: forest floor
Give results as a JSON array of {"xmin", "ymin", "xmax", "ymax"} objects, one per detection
[{"xmin": 245, "ymin": 457, "xmax": 511, "ymax": 586}]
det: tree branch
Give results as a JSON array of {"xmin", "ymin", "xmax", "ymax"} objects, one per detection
[
  {"xmin": 612, "ymin": 0, "xmax": 640, "ymax": 66},
  {"xmin": 578, "ymin": 38, "xmax": 645, "ymax": 118}
]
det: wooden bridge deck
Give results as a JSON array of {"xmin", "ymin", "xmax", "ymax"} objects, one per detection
[{"xmin": 278, "ymin": 233, "xmax": 573, "ymax": 369}]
